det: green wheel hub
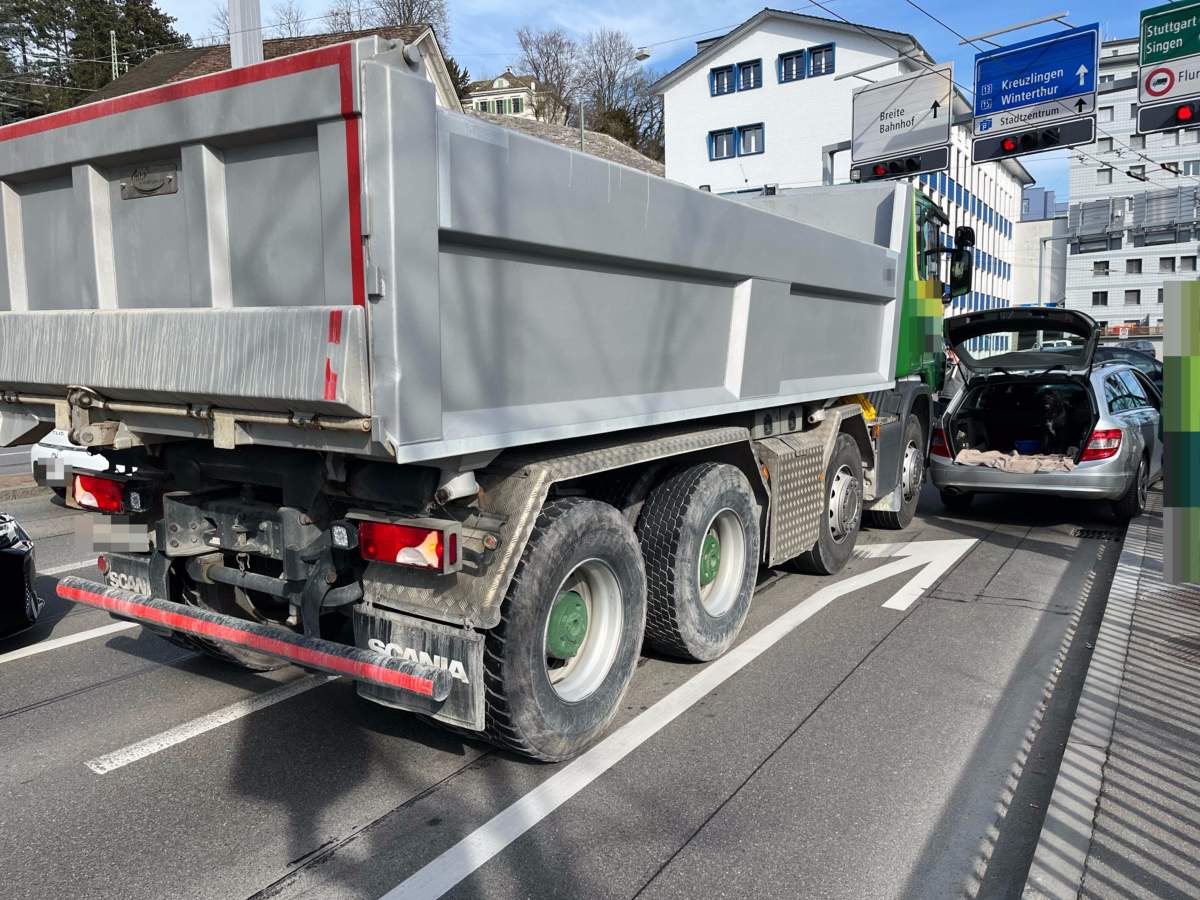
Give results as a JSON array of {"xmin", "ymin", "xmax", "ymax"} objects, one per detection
[
  {"xmin": 699, "ymin": 532, "xmax": 721, "ymax": 587},
  {"xmin": 546, "ymin": 590, "xmax": 589, "ymax": 659}
]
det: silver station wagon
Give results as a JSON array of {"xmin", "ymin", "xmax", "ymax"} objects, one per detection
[{"xmin": 930, "ymin": 308, "xmax": 1162, "ymax": 520}]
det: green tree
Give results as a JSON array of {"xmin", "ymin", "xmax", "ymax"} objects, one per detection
[{"xmin": 444, "ymin": 54, "xmax": 470, "ymax": 100}]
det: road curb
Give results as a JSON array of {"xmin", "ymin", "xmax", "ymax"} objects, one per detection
[{"xmin": 1021, "ymin": 512, "xmax": 1149, "ymax": 898}]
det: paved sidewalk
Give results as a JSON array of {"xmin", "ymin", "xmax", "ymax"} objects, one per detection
[{"xmin": 1024, "ymin": 488, "xmax": 1200, "ymax": 899}]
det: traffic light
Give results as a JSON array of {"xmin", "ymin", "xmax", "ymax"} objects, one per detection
[
  {"xmin": 971, "ymin": 118, "xmax": 1095, "ymax": 163},
  {"xmin": 850, "ymin": 146, "xmax": 949, "ymax": 183},
  {"xmin": 1137, "ymin": 101, "xmax": 1200, "ymax": 136}
]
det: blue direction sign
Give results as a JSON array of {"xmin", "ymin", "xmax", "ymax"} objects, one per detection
[{"xmin": 973, "ymin": 24, "xmax": 1100, "ymax": 137}]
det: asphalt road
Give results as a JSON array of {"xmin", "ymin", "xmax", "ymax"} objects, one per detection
[
  {"xmin": 0, "ymin": 445, "xmax": 30, "ymax": 478},
  {"xmin": 0, "ymin": 485, "xmax": 1122, "ymax": 900}
]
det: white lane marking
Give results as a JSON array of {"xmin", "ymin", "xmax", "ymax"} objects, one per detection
[
  {"xmin": 85, "ymin": 674, "xmax": 338, "ymax": 774},
  {"xmin": 385, "ymin": 548, "xmax": 966, "ymax": 900},
  {"xmin": 855, "ymin": 539, "xmax": 977, "ymax": 610},
  {"xmin": 41, "ymin": 558, "xmax": 99, "ymax": 577},
  {"xmin": 0, "ymin": 621, "xmax": 138, "ymax": 666}
]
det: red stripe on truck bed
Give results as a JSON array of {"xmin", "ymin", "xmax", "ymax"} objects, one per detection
[
  {"xmin": 56, "ymin": 582, "xmax": 436, "ymax": 697},
  {"xmin": 0, "ymin": 42, "xmax": 367, "ymax": 308}
]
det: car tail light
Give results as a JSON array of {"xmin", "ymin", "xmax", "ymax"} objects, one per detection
[
  {"xmin": 358, "ymin": 520, "xmax": 461, "ymax": 573},
  {"xmin": 74, "ymin": 473, "xmax": 125, "ymax": 513},
  {"xmin": 930, "ymin": 426, "xmax": 952, "ymax": 459},
  {"xmin": 1080, "ymin": 429, "xmax": 1121, "ymax": 461}
]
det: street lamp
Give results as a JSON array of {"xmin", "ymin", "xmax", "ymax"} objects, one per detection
[{"xmin": 635, "ymin": 47, "xmax": 650, "ymax": 61}]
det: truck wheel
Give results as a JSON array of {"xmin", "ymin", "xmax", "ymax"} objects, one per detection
[
  {"xmin": 866, "ymin": 414, "xmax": 924, "ymax": 530},
  {"xmin": 636, "ymin": 463, "xmax": 759, "ymax": 661},
  {"xmin": 484, "ymin": 497, "xmax": 646, "ymax": 761},
  {"xmin": 794, "ymin": 434, "xmax": 863, "ymax": 576}
]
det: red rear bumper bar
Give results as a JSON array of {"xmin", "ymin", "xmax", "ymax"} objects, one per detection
[{"xmin": 56, "ymin": 576, "xmax": 452, "ymax": 701}]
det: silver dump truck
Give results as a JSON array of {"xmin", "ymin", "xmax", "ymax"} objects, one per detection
[{"xmin": 0, "ymin": 36, "xmax": 973, "ymax": 760}]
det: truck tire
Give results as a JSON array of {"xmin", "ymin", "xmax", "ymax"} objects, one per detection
[
  {"xmin": 1112, "ymin": 455, "xmax": 1149, "ymax": 521},
  {"xmin": 866, "ymin": 414, "xmax": 925, "ymax": 530},
  {"xmin": 794, "ymin": 434, "xmax": 863, "ymax": 576},
  {"xmin": 484, "ymin": 497, "xmax": 647, "ymax": 761},
  {"xmin": 636, "ymin": 463, "xmax": 759, "ymax": 661}
]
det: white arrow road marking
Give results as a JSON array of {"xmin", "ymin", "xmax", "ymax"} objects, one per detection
[
  {"xmin": 0, "ymin": 621, "xmax": 138, "ymax": 666},
  {"xmin": 384, "ymin": 542, "xmax": 974, "ymax": 900},
  {"xmin": 85, "ymin": 674, "xmax": 337, "ymax": 774},
  {"xmin": 854, "ymin": 539, "xmax": 977, "ymax": 610}
]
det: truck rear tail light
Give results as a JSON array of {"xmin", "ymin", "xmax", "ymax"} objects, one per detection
[
  {"xmin": 1080, "ymin": 429, "xmax": 1121, "ymax": 461},
  {"xmin": 930, "ymin": 426, "xmax": 952, "ymax": 459},
  {"xmin": 74, "ymin": 473, "xmax": 125, "ymax": 513},
  {"xmin": 358, "ymin": 521, "xmax": 461, "ymax": 573}
]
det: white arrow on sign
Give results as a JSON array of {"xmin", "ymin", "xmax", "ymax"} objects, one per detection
[
  {"xmin": 854, "ymin": 539, "xmax": 978, "ymax": 610},
  {"xmin": 1076, "ymin": 64, "xmax": 1089, "ymax": 86},
  {"xmin": 387, "ymin": 536, "xmax": 979, "ymax": 900}
]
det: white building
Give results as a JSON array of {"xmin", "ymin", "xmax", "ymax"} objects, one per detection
[
  {"xmin": 1066, "ymin": 37, "xmax": 1200, "ymax": 333},
  {"xmin": 651, "ymin": 9, "xmax": 1032, "ymax": 315},
  {"xmin": 1014, "ymin": 187, "xmax": 1068, "ymax": 307},
  {"xmin": 464, "ymin": 68, "xmax": 539, "ymax": 119}
]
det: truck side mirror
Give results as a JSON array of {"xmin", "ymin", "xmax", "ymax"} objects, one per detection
[
  {"xmin": 948, "ymin": 245, "xmax": 973, "ymax": 300},
  {"xmin": 955, "ymin": 226, "xmax": 976, "ymax": 248}
]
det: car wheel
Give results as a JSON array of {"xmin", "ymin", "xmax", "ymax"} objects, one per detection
[{"xmin": 1112, "ymin": 455, "xmax": 1149, "ymax": 521}]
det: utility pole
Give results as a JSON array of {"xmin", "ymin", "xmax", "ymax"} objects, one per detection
[
  {"xmin": 229, "ymin": 0, "xmax": 264, "ymax": 69},
  {"xmin": 579, "ymin": 99, "xmax": 585, "ymax": 151},
  {"xmin": 110, "ymin": 30, "xmax": 118, "ymax": 82}
]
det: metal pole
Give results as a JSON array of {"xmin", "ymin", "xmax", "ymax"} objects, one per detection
[
  {"xmin": 229, "ymin": 0, "xmax": 264, "ymax": 69},
  {"xmin": 109, "ymin": 30, "xmax": 118, "ymax": 81},
  {"xmin": 579, "ymin": 99, "xmax": 584, "ymax": 151}
]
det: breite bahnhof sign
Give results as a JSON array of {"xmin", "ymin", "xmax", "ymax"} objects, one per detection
[
  {"xmin": 1140, "ymin": 0, "xmax": 1200, "ymax": 104},
  {"xmin": 851, "ymin": 64, "xmax": 952, "ymax": 164}
]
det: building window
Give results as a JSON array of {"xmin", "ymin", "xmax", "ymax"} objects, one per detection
[
  {"xmin": 1130, "ymin": 134, "xmax": 1145, "ymax": 149},
  {"xmin": 778, "ymin": 51, "xmax": 805, "ymax": 82},
  {"xmin": 738, "ymin": 59, "xmax": 763, "ymax": 90},
  {"xmin": 1099, "ymin": 106, "xmax": 1114, "ymax": 123},
  {"xmin": 494, "ymin": 98, "xmax": 508, "ymax": 114},
  {"xmin": 477, "ymin": 100, "xmax": 490, "ymax": 112},
  {"xmin": 808, "ymin": 44, "xmax": 835, "ymax": 77},
  {"xmin": 1159, "ymin": 288, "xmax": 1165, "ymax": 303},
  {"xmin": 710, "ymin": 65, "xmax": 735, "ymax": 96},
  {"xmin": 1161, "ymin": 256, "xmax": 1176, "ymax": 273},
  {"xmin": 1183, "ymin": 255, "xmax": 1197, "ymax": 272},
  {"xmin": 1092, "ymin": 291, "xmax": 1108, "ymax": 306},
  {"xmin": 708, "ymin": 128, "xmax": 735, "ymax": 160},
  {"xmin": 1100, "ymin": 74, "xmax": 1115, "ymax": 83},
  {"xmin": 1127, "ymin": 258, "xmax": 1142, "ymax": 274},
  {"xmin": 1098, "ymin": 137, "xmax": 1113, "ymax": 152},
  {"xmin": 737, "ymin": 123, "xmax": 765, "ymax": 155},
  {"xmin": 1125, "ymin": 289, "xmax": 1141, "ymax": 305},
  {"xmin": 1097, "ymin": 168, "xmax": 1113, "ymax": 184},
  {"xmin": 1130, "ymin": 103, "xmax": 1139, "ymax": 118},
  {"xmin": 511, "ymin": 96, "xmax": 523, "ymax": 114},
  {"xmin": 1165, "ymin": 130, "xmax": 1182, "ymax": 147},
  {"xmin": 1185, "ymin": 160, "xmax": 1200, "ymax": 176},
  {"xmin": 1093, "ymin": 261, "xmax": 1110, "ymax": 276}
]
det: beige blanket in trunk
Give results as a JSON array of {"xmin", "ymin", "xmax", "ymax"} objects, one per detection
[{"xmin": 954, "ymin": 449, "xmax": 1077, "ymax": 474}]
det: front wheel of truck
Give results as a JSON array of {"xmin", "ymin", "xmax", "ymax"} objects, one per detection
[{"xmin": 483, "ymin": 497, "xmax": 647, "ymax": 762}]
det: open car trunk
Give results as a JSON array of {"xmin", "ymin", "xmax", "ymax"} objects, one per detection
[{"xmin": 947, "ymin": 375, "xmax": 1097, "ymax": 462}]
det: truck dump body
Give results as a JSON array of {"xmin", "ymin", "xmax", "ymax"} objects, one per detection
[{"xmin": 0, "ymin": 37, "xmax": 909, "ymax": 464}]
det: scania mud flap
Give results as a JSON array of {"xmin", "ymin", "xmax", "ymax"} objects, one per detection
[{"xmin": 353, "ymin": 605, "xmax": 485, "ymax": 731}]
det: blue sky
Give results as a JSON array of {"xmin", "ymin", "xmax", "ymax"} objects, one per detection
[{"xmin": 160, "ymin": 1, "xmax": 1151, "ymax": 197}]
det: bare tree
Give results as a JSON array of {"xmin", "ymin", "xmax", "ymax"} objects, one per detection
[
  {"xmin": 209, "ymin": 1, "xmax": 230, "ymax": 43},
  {"xmin": 370, "ymin": 0, "xmax": 450, "ymax": 46},
  {"xmin": 578, "ymin": 28, "xmax": 641, "ymax": 115},
  {"xmin": 516, "ymin": 26, "xmax": 578, "ymax": 124},
  {"xmin": 324, "ymin": 0, "xmax": 368, "ymax": 33},
  {"xmin": 270, "ymin": 1, "xmax": 308, "ymax": 37}
]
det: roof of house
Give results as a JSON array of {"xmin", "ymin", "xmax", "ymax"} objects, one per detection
[
  {"xmin": 465, "ymin": 69, "xmax": 536, "ymax": 95},
  {"xmin": 650, "ymin": 8, "xmax": 933, "ymax": 94},
  {"xmin": 468, "ymin": 110, "xmax": 664, "ymax": 177},
  {"xmin": 85, "ymin": 25, "xmax": 431, "ymax": 104}
]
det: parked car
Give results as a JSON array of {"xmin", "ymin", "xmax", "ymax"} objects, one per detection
[
  {"xmin": 930, "ymin": 308, "xmax": 1162, "ymax": 520},
  {"xmin": 30, "ymin": 429, "xmax": 113, "ymax": 498},
  {"xmin": 1094, "ymin": 346, "xmax": 1163, "ymax": 393},
  {"xmin": 1108, "ymin": 339, "xmax": 1156, "ymax": 355},
  {"xmin": 0, "ymin": 513, "xmax": 40, "ymax": 635}
]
